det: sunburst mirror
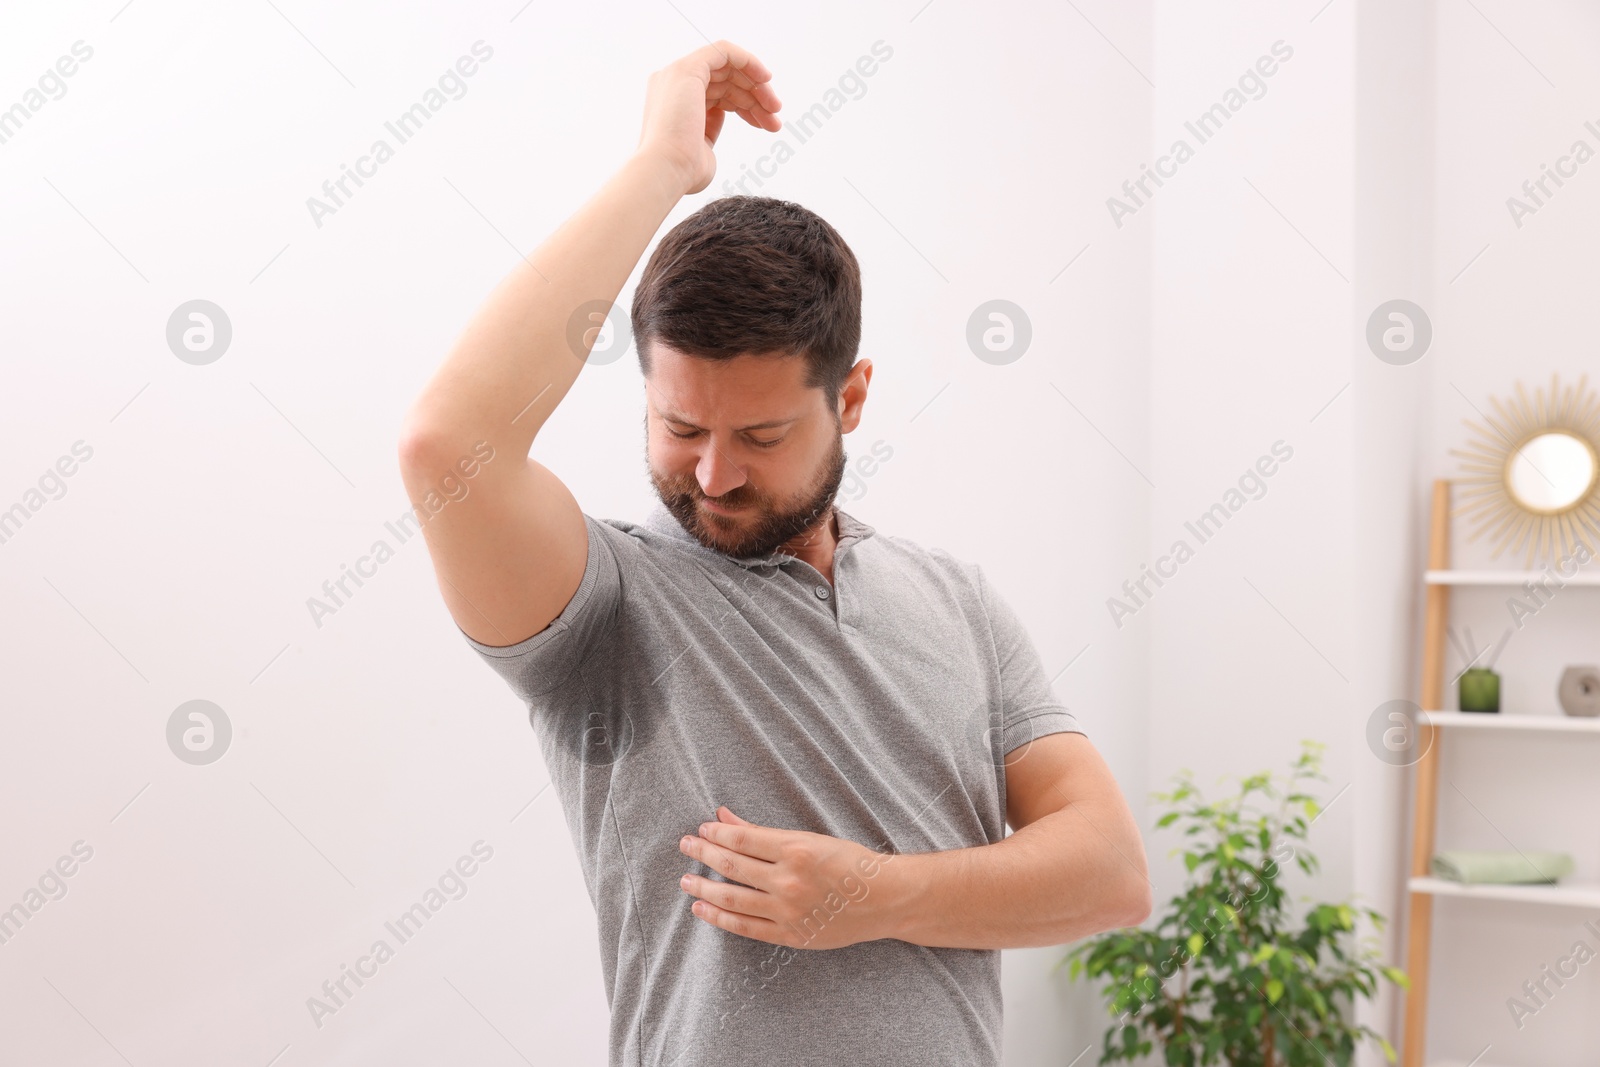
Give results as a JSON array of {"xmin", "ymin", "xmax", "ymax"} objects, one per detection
[{"xmin": 1450, "ymin": 373, "xmax": 1600, "ymax": 568}]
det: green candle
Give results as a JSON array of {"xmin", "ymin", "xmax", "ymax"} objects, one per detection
[{"xmin": 1460, "ymin": 667, "xmax": 1500, "ymax": 713}]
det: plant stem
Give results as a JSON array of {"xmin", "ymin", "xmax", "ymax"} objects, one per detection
[{"xmin": 1174, "ymin": 960, "xmax": 1187, "ymax": 1036}]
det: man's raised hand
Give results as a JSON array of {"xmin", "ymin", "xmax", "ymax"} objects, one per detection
[{"xmin": 638, "ymin": 41, "xmax": 783, "ymax": 196}]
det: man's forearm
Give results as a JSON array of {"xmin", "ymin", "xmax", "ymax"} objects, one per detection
[
  {"xmin": 401, "ymin": 150, "xmax": 684, "ymax": 456},
  {"xmin": 883, "ymin": 801, "xmax": 1151, "ymax": 950}
]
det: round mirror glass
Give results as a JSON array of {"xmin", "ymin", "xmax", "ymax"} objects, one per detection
[{"xmin": 1506, "ymin": 431, "xmax": 1598, "ymax": 512}]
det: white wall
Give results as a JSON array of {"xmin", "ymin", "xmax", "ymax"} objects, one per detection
[
  {"xmin": 1352, "ymin": 0, "xmax": 1436, "ymax": 1064},
  {"xmin": 0, "ymin": 3, "xmax": 1151, "ymax": 1065},
  {"xmin": 1145, "ymin": 0, "xmax": 1355, "ymax": 893},
  {"xmin": 1144, "ymin": 5, "xmax": 1363, "ymax": 1063}
]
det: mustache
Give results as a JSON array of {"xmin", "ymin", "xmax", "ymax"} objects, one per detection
[{"xmin": 663, "ymin": 475, "xmax": 765, "ymax": 510}]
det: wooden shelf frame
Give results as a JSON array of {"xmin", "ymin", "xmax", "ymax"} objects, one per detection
[{"xmin": 1400, "ymin": 479, "xmax": 1451, "ymax": 1067}]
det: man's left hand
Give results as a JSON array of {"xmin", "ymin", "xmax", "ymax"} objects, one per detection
[{"xmin": 678, "ymin": 806, "xmax": 903, "ymax": 950}]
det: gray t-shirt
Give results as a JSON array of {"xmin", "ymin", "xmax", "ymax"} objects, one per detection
[{"xmin": 461, "ymin": 504, "xmax": 1083, "ymax": 1067}]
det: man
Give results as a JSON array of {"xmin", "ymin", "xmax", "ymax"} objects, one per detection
[{"xmin": 398, "ymin": 39, "xmax": 1150, "ymax": 1067}]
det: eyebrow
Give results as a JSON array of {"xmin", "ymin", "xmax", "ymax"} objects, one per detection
[{"xmin": 660, "ymin": 411, "xmax": 800, "ymax": 432}]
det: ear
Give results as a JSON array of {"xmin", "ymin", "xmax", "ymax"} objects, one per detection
[{"xmin": 837, "ymin": 358, "xmax": 873, "ymax": 432}]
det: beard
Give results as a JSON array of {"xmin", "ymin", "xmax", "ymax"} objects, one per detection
[{"xmin": 649, "ymin": 429, "xmax": 848, "ymax": 559}]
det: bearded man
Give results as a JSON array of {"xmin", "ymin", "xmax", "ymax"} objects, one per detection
[{"xmin": 398, "ymin": 39, "xmax": 1150, "ymax": 1067}]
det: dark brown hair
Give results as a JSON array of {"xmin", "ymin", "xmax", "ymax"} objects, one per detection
[{"xmin": 631, "ymin": 196, "xmax": 862, "ymax": 402}]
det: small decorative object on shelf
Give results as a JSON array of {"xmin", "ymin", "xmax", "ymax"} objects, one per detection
[
  {"xmin": 1558, "ymin": 665, "xmax": 1600, "ymax": 717},
  {"xmin": 1459, "ymin": 667, "xmax": 1500, "ymax": 713},
  {"xmin": 1448, "ymin": 626, "xmax": 1506, "ymax": 713},
  {"xmin": 1430, "ymin": 849, "xmax": 1575, "ymax": 886}
]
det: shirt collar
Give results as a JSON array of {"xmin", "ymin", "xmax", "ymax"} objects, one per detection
[{"xmin": 640, "ymin": 501, "xmax": 876, "ymax": 569}]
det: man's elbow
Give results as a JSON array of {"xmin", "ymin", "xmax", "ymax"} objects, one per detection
[
  {"xmin": 1116, "ymin": 876, "xmax": 1153, "ymax": 928},
  {"xmin": 1098, "ymin": 854, "xmax": 1153, "ymax": 930}
]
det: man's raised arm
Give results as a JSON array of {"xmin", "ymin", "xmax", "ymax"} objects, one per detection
[{"xmin": 396, "ymin": 41, "xmax": 782, "ymax": 648}]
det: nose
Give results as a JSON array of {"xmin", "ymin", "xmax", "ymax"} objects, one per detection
[{"xmin": 696, "ymin": 439, "xmax": 748, "ymax": 499}]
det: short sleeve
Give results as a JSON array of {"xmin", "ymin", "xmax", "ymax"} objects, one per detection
[
  {"xmin": 976, "ymin": 566, "xmax": 1086, "ymax": 755},
  {"xmin": 459, "ymin": 514, "xmax": 624, "ymax": 703}
]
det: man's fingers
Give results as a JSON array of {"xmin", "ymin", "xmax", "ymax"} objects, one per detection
[
  {"xmin": 737, "ymin": 106, "xmax": 781, "ymax": 133},
  {"xmin": 703, "ymin": 106, "xmax": 726, "ymax": 147},
  {"xmin": 680, "ymin": 833, "xmax": 775, "ymax": 886},
  {"xmin": 696, "ymin": 39, "xmax": 773, "ymax": 87},
  {"xmin": 707, "ymin": 92, "xmax": 780, "ymax": 133},
  {"xmin": 683, "ymin": 40, "xmax": 782, "ymax": 129},
  {"xmin": 689, "ymin": 899, "xmax": 791, "ymax": 945},
  {"xmin": 696, "ymin": 817, "xmax": 787, "ymax": 862},
  {"xmin": 706, "ymin": 81, "xmax": 766, "ymax": 115},
  {"xmin": 711, "ymin": 76, "xmax": 781, "ymax": 117},
  {"xmin": 680, "ymin": 872, "xmax": 773, "ymax": 918}
]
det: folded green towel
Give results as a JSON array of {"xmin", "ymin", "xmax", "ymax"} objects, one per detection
[{"xmin": 1431, "ymin": 850, "xmax": 1575, "ymax": 885}]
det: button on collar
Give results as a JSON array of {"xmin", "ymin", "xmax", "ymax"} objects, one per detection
[{"xmin": 814, "ymin": 585, "xmax": 831, "ymax": 601}]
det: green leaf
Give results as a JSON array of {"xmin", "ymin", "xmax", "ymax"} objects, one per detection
[
  {"xmin": 1187, "ymin": 933, "xmax": 1205, "ymax": 957},
  {"xmin": 1251, "ymin": 944, "xmax": 1277, "ymax": 964},
  {"xmin": 1156, "ymin": 811, "xmax": 1180, "ymax": 828},
  {"xmin": 1265, "ymin": 978, "xmax": 1284, "ymax": 1004},
  {"xmin": 1377, "ymin": 1035, "xmax": 1397, "ymax": 1063},
  {"xmin": 1380, "ymin": 966, "xmax": 1411, "ymax": 991},
  {"xmin": 1303, "ymin": 798, "xmax": 1320, "ymax": 820},
  {"xmin": 1184, "ymin": 852, "xmax": 1202, "ymax": 873}
]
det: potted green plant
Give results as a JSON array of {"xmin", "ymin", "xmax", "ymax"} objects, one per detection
[{"xmin": 1061, "ymin": 739, "xmax": 1408, "ymax": 1067}]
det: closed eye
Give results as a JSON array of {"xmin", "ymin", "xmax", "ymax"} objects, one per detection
[{"xmin": 665, "ymin": 425, "xmax": 784, "ymax": 449}]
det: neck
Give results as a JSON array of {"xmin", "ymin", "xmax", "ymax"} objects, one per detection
[{"xmin": 780, "ymin": 507, "xmax": 840, "ymax": 584}]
